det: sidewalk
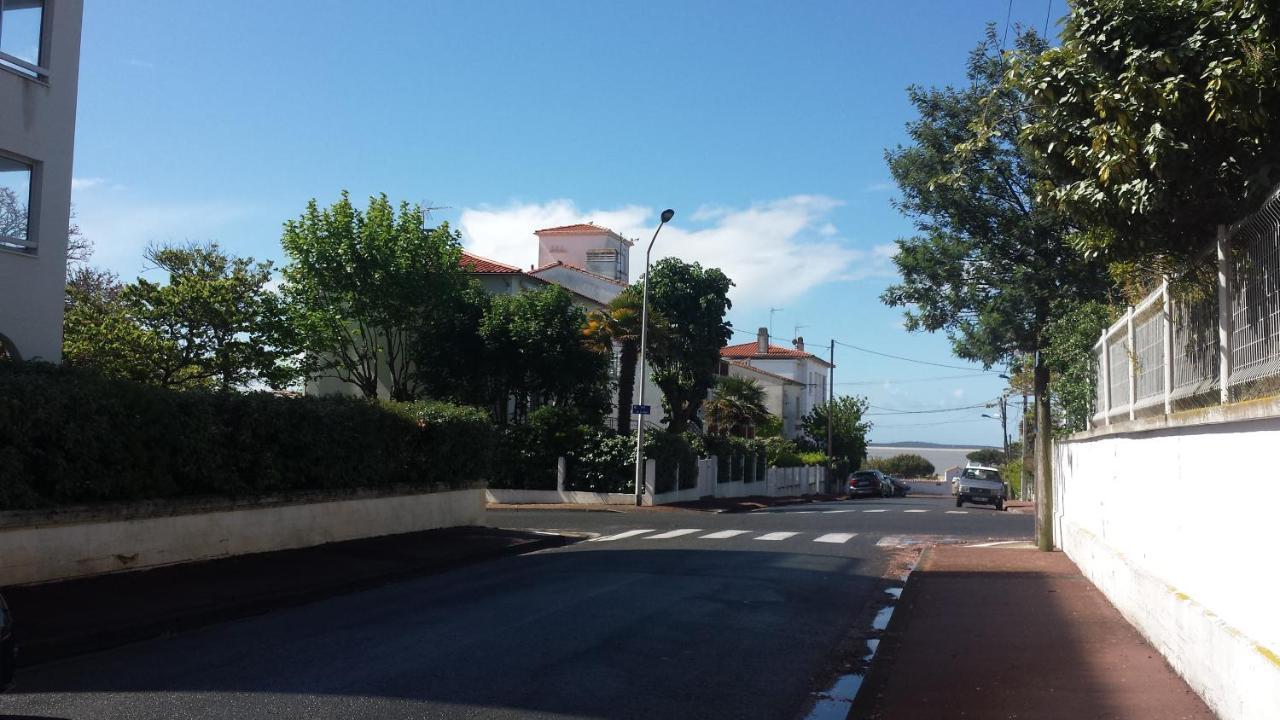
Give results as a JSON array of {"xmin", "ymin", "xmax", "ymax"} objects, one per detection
[
  {"xmin": 852, "ymin": 545, "xmax": 1214, "ymax": 719},
  {"xmin": 2, "ymin": 526, "xmax": 575, "ymax": 666}
]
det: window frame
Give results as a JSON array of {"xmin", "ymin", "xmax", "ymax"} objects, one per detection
[
  {"xmin": 0, "ymin": 0, "xmax": 51, "ymax": 83},
  {"xmin": 0, "ymin": 149, "xmax": 40, "ymax": 256}
]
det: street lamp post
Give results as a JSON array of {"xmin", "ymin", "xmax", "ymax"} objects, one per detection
[{"xmin": 634, "ymin": 208, "xmax": 675, "ymax": 507}]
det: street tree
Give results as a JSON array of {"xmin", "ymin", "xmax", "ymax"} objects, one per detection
[
  {"xmin": 279, "ymin": 192, "xmax": 471, "ymax": 401},
  {"xmin": 965, "ymin": 448, "xmax": 1005, "ymax": 466},
  {"xmin": 880, "ymin": 29, "xmax": 1113, "ymax": 549},
  {"xmin": 703, "ymin": 376, "xmax": 770, "ymax": 437},
  {"xmin": 1011, "ymin": 0, "xmax": 1280, "ymax": 276},
  {"xmin": 641, "ymin": 258, "xmax": 734, "ymax": 433},
  {"xmin": 583, "ymin": 286, "xmax": 668, "ymax": 434},
  {"xmin": 800, "ymin": 396, "xmax": 871, "ymax": 468},
  {"xmin": 1042, "ymin": 300, "xmax": 1116, "ymax": 434},
  {"xmin": 867, "ymin": 453, "xmax": 936, "ymax": 478},
  {"xmin": 480, "ymin": 285, "xmax": 611, "ymax": 424}
]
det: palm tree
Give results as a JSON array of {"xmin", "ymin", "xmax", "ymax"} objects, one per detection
[
  {"xmin": 704, "ymin": 375, "xmax": 771, "ymax": 437},
  {"xmin": 583, "ymin": 288, "xmax": 666, "ymax": 434}
]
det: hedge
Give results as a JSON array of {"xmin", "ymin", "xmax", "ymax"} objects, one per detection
[
  {"xmin": 702, "ymin": 435, "xmax": 766, "ymax": 483},
  {"xmin": 0, "ymin": 362, "xmax": 492, "ymax": 510}
]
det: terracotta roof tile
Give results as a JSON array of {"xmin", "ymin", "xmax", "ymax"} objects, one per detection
[
  {"xmin": 726, "ymin": 360, "xmax": 803, "ymax": 385},
  {"xmin": 721, "ymin": 341, "xmax": 834, "ymax": 367},
  {"xmin": 459, "ymin": 250, "xmax": 521, "ymax": 274},
  {"xmin": 535, "ymin": 223, "xmax": 612, "ymax": 235}
]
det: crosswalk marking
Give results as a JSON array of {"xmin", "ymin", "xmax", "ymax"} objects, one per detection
[
  {"xmin": 823, "ymin": 510, "xmax": 855, "ymax": 514},
  {"xmin": 590, "ymin": 529, "xmax": 655, "ymax": 542},
  {"xmin": 814, "ymin": 532, "xmax": 858, "ymax": 544},
  {"xmin": 755, "ymin": 532, "xmax": 799, "ymax": 541},
  {"xmin": 904, "ymin": 509, "xmax": 929, "ymax": 513},
  {"xmin": 863, "ymin": 509, "xmax": 887, "ymax": 513},
  {"xmin": 645, "ymin": 528, "xmax": 702, "ymax": 539},
  {"xmin": 946, "ymin": 510, "xmax": 969, "ymax": 514},
  {"xmin": 700, "ymin": 530, "xmax": 750, "ymax": 539}
]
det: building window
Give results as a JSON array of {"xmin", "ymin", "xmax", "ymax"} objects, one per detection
[
  {"xmin": 0, "ymin": 155, "xmax": 33, "ymax": 253},
  {"xmin": 0, "ymin": 0, "xmax": 46, "ymax": 79}
]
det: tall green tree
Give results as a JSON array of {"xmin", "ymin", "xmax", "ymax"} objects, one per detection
[
  {"xmin": 1042, "ymin": 300, "xmax": 1116, "ymax": 434},
  {"xmin": 582, "ymin": 286, "xmax": 668, "ymax": 434},
  {"xmin": 880, "ymin": 29, "xmax": 1113, "ymax": 549},
  {"xmin": 279, "ymin": 192, "xmax": 472, "ymax": 401},
  {"xmin": 800, "ymin": 396, "xmax": 871, "ymax": 468},
  {"xmin": 641, "ymin": 258, "xmax": 734, "ymax": 433},
  {"xmin": 480, "ymin": 285, "xmax": 611, "ymax": 424},
  {"xmin": 703, "ymin": 375, "xmax": 770, "ymax": 437},
  {"xmin": 1011, "ymin": 0, "xmax": 1280, "ymax": 275},
  {"xmin": 63, "ymin": 242, "xmax": 289, "ymax": 390}
]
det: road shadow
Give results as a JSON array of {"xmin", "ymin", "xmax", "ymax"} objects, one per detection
[{"xmin": 0, "ymin": 546, "xmax": 876, "ymax": 720}]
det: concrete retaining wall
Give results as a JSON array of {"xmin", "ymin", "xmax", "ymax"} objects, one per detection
[
  {"xmin": 0, "ymin": 486, "xmax": 485, "ymax": 587},
  {"xmin": 1054, "ymin": 410, "xmax": 1280, "ymax": 720}
]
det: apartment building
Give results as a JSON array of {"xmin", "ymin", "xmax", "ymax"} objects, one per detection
[{"xmin": 0, "ymin": 0, "xmax": 84, "ymax": 362}]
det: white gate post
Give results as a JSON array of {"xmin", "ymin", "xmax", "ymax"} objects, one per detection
[
  {"xmin": 556, "ymin": 456, "xmax": 567, "ymax": 493},
  {"xmin": 1100, "ymin": 330, "xmax": 1112, "ymax": 425},
  {"xmin": 1162, "ymin": 279, "xmax": 1174, "ymax": 415},
  {"xmin": 1126, "ymin": 306, "xmax": 1136, "ymax": 421},
  {"xmin": 643, "ymin": 459, "xmax": 656, "ymax": 504},
  {"xmin": 1217, "ymin": 224, "xmax": 1234, "ymax": 404}
]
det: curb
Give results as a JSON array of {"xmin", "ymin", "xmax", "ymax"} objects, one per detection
[
  {"xmin": 846, "ymin": 546, "xmax": 932, "ymax": 719},
  {"xmin": 15, "ymin": 532, "xmax": 579, "ymax": 668}
]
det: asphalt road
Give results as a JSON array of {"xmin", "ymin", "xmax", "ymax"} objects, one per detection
[{"xmin": 0, "ymin": 490, "xmax": 1030, "ymax": 720}]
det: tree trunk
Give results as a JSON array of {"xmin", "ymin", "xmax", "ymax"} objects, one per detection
[
  {"xmin": 1034, "ymin": 358, "xmax": 1054, "ymax": 552},
  {"xmin": 616, "ymin": 341, "xmax": 637, "ymax": 435}
]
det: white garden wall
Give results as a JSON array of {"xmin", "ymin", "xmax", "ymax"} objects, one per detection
[
  {"xmin": 0, "ymin": 487, "xmax": 485, "ymax": 587},
  {"xmin": 1054, "ymin": 406, "xmax": 1280, "ymax": 720}
]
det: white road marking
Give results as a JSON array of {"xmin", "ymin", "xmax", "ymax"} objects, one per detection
[
  {"xmin": 946, "ymin": 510, "xmax": 969, "ymax": 514},
  {"xmin": 814, "ymin": 532, "xmax": 858, "ymax": 544},
  {"xmin": 823, "ymin": 510, "xmax": 856, "ymax": 514},
  {"xmin": 789, "ymin": 511, "xmax": 817, "ymax": 514},
  {"xmin": 904, "ymin": 509, "xmax": 929, "ymax": 513},
  {"xmin": 863, "ymin": 509, "xmax": 887, "ymax": 513},
  {"xmin": 755, "ymin": 532, "xmax": 799, "ymax": 541},
  {"xmin": 589, "ymin": 529, "xmax": 655, "ymax": 542},
  {"xmin": 968, "ymin": 539, "xmax": 1029, "ymax": 548},
  {"xmin": 700, "ymin": 530, "xmax": 751, "ymax": 539},
  {"xmin": 644, "ymin": 528, "xmax": 702, "ymax": 539}
]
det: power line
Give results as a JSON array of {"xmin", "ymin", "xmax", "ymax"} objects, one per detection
[
  {"xmin": 866, "ymin": 401, "xmax": 992, "ymax": 416},
  {"xmin": 871, "ymin": 418, "xmax": 991, "ymax": 428},
  {"xmin": 835, "ymin": 373, "xmax": 991, "ymax": 386},
  {"xmin": 833, "ymin": 340, "xmax": 1000, "ymax": 374},
  {"xmin": 1043, "ymin": 0, "xmax": 1053, "ymax": 37},
  {"xmin": 1001, "ymin": 0, "xmax": 1015, "ymax": 49}
]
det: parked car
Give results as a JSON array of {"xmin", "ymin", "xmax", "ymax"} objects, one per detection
[
  {"xmin": 1, "ymin": 593, "xmax": 14, "ymax": 691},
  {"xmin": 888, "ymin": 475, "xmax": 910, "ymax": 497},
  {"xmin": 848, "ymin": 470, "xmax": 893, "ymax": 498},
  {"xmin": 955, "ymin": 464, "xmax": 1007, "ymax": 510}
]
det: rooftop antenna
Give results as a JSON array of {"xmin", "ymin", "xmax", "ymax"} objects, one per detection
[
  {"xmin": 769, "ymin": 308, "xmax": 785, "ymax": 337},
  {"xmin": 793, "ymin": 323, "xmax": 809, "ymax": 342}
]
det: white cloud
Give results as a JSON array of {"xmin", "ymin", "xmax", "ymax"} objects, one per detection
[
  {"xmin": 864, "ymin": 181, "xmax": 896, "ymax": 193},
  {"xmin": 71, "ymin": 177, "xmax": 107, "ymax": 191},
  {"xmin": 458, "ymin": 196, "xmax": 894, "ymax": 308},
  {"xmin": 952, "ymin": 388, "xmax": 966, "ymax": 399},
  {"xmin": 75, "ymin": 199, "xmax": 252, "ymax": 275}
]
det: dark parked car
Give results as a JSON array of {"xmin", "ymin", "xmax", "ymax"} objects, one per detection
[
  {"xmin": 848, "ymin": 470, "xmax": 893, "ymax": 498},
  {"xmin": 1, "ymin": 593, "xmax": 14, "ymax": 691},
  {"xmin": 888, "ymin": 475, "xmax": 910, "ymax": 497}
]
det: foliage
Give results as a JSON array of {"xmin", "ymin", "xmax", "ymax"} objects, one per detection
[
  {"xmin": 764, "ymin": 437, "xmax": 802, "ymax": 467},
  {"xmin": 480, "ymin": 285, "xmax": 611, "ymax": 424},
  {"xmin": 279, "ymin": 192, "xmax": 473, "ymax": 400},
  {"xmin": 1011, "ymin": 0, "xmax": 1280, "ymax": 276},
  {"xmin": 800, "ymin": 396, "xmax": 871, "ymax": 467},
  {"xmin": 756, "ymin": 414, "xmax": 783, "ymax": 439},
  {"xmin": 797, "ymin": 451, "xmax": 828, "ymax": 467},
  {"xmin": 411, "ymin": 282, "xmax": 493, "ymax": 406},
  {"xmin": 642, "ymin": 258, "xmax": 735, "ymax": 433},
  {"xmin": 645, "ymin": 429, "xmax": 700, "ymax": 493},
  {"xmin": 63, "ymin": 242, "xmax": 292, "ymax": 390},
  {"xmin": 0, "ymin": 362, "xmax": 492, "ymax": 510},
  {"xmin": 866, "ymin": 453, "xmax": 936, "ymax": 478},
  {"xmin": 1043, "ymin": 300, "xmax": 1117, "ymax": 434},
  {"xmin": 704, "ymin": 375, "xmax": 770, "ymax": 437},
  {"xmin": 703, "ymin": 434, "xmax": 767, "ymax": 483},
  {"xmin": 566, "ymin": 429, "xmax": 635, "ymax": 493},
  {"xmin": 882, "ymin": 28, "xmax": 1113, "ymax": 373},
  {"xmin": 583, "ymin": 286, "xmax": 668, "ymax": 435},
  {"xmin": 1002, "ymin": 457, "xmax": 1024, "ymax": 499},
  {"xmin": 965, "ymin": 448, "xmax": 1006, "ymax": 466}
]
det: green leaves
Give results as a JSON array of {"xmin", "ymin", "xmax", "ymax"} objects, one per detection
[{"xmin": 800, "ymin": 396, "xmax": 870, "ymax": 467}]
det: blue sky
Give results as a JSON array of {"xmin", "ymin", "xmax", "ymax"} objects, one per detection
[{"xmin": 70, "ymin": 1, "xmax": 1065, "ymax": 446}]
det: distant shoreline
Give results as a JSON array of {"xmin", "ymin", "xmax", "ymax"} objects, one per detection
[{"xmin": 868, "ymin": 443, "xmax": 998, "ymax": 451}]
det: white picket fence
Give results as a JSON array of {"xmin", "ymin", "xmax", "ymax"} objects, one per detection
[{"xmin": 485, "ymin": 456, "xmax": 828, "ymax": 506}]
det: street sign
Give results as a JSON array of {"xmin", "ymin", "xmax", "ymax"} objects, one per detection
[{"xmin": 631, "ymin": 404, "xmax": 651, "ymax": 415}]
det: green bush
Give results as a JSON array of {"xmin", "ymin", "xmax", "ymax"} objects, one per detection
[
  {"xmin": 797, "ymin": 451, "xmax": 828, "ymax": 466},
  {"xmin": 865, "ymin": 453, "xmax": 936, "ymax": 478},
  {"xmin": 702, "ymin": 435, "xmax": 766, "ymax": 483},
  {"xmin": 566, "ymin": 428, "xmax": 634, "ymax": 493},
  {"xmin": 0, "ymin": 362, "xmax": 493, "ymax": 510},
  {"xmin": 965, "ymin": 448, "xmax": 1006, "ymax": 466},
  {"xmin": 764, "ymin": 437, "xmax": 803, "ymax": 467}
]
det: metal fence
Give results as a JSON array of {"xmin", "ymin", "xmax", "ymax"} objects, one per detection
[{"xmin": 1092, "ymin": 184, "xmax": 1280, "ymax": 426}]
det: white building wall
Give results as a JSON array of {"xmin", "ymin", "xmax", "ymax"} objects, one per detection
[
  {"xmin": 0, "ymin": 0, "xmax": 84, "ymax": 362},
  {"xmin": 1054, "ymin": 408, "xmax": 1280, "ymax": 720}
]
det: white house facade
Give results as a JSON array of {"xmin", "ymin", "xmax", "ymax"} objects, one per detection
[
  {"xmin": 720, "ymin": 328, "xmax": 833, "ymax": 440},
  {"xmin": 0, "ymin": 0, "xmax": 83, "ymax": 362}
]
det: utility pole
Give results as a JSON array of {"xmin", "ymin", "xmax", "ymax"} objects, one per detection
[
  {"xmin": 1020, "ymin": 391, "xmax": 1031, "ymax": 502},
  {"xmin": 998, "ymin": 394, "xmax": 1009, "ymax": 460},
  {"xmin": 827, "ymin": 339, "xmax": 835, "ymax": 495}
]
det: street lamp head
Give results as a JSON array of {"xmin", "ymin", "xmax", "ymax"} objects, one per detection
[
  {"xmin": 660, "ymin": 208, "xmax": 675, "ymax": 224},
  {"xmin": 982, "ymin": 414, "xmax": 997, "ymax": 420}
]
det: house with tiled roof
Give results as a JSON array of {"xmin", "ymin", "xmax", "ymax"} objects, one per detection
[{"xmin": 719, "ymin": 328, "xmax": 833, "ymax": 439}]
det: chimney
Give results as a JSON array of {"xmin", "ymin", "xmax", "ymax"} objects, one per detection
[
  {"xmin": 794, "ymin": 336, "xmax": 805, "ymax": 352},
  {"xmin": 757, "ymin": 327, "xmax": 769, "ymax": 353}
]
